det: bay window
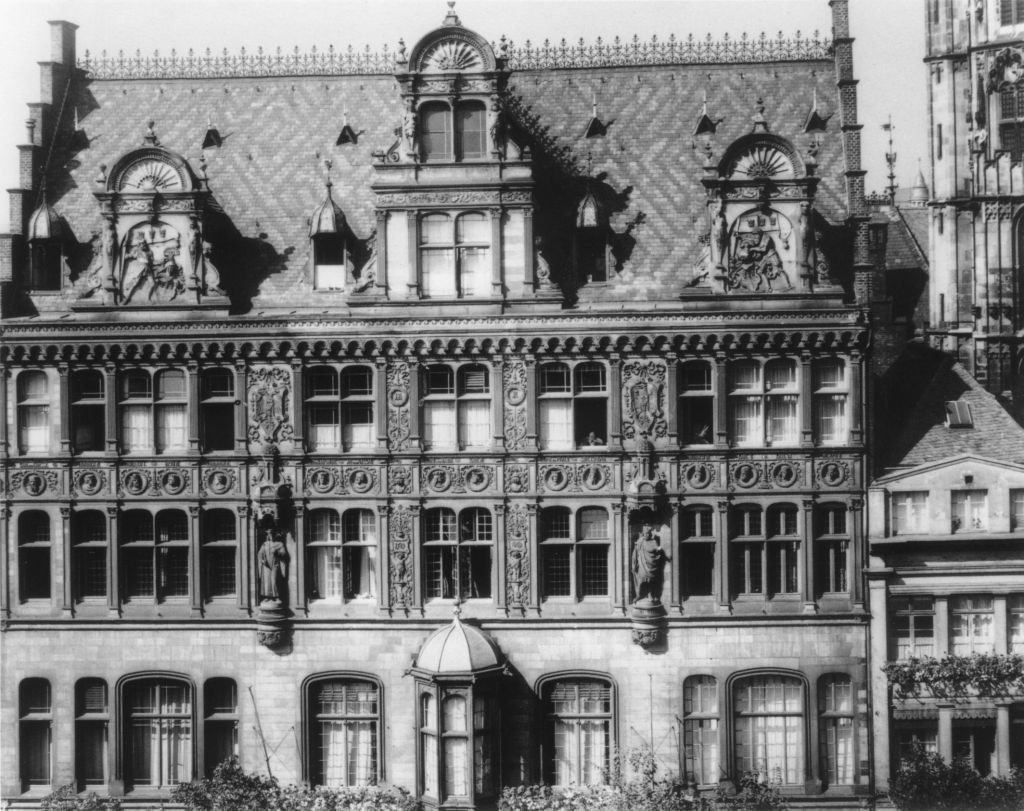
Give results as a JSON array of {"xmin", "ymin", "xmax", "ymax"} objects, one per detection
[
  {"xmin": 422, "ymin": 364, "xmax": 491, "ymax": 450},
  {"xmin": 683, "ymin": 675, "xmax": 719, "ymax": 785},
  {"xmin": 543, "ymin": 677, "xmax": 613, "ymax": 786},
  {"xmin": 201, "ymin": 510, "xmax": 237, "ymax": 602},
  {"xmin": 200, "ymin": 368, "xmax": 235, "ymax": 453},
  {"xmin": 951, "ymin": 595, "xmax": 995, "ymax": 654},
  {"xmin": 121, "ymin": 510, "xmax": 189, "ymax": 604},
  {"xmin": 819, "ymin": 675, "xmax": 855, "ymax": 786},
  {"xmin": 679, "ymin": 361, "xmax": 714, "ymax": 445},
  {"xmin": 20, "ymin": 678, "xmax": 52, "ymax": 789},
  {"xmin": 76, "ymin": 679, "xmax": 108, "ymax": 788},
  {"xmin": 892, "ymin": 596, "xmax": 934, "ymax": 659},
  {"xmin": 540, "ymin": 507, "xmax": 609, "ymax": 601},
  {"xmin": 813, "ymin": 358, "xmax": 848, "ymax": 445},
  {"xmin": 305, "ymin": 366, "xmax": 374, "ymax": 452},
  {"xmin": 17, "ymin": 371, "xmax": 49, "ymax": 454},
  {"xmin": 680, "ymin": 505, "xmax": 715, "ymax": 598},
  {"xmin": 733, "ymin": 674, "xmax": 805, "ymax": 786},
  {"xmin": 952, "ymin": 490, "xmax": 988, "ymax": 533},
  {"xmin": 19, "ymin": 510, "xmax": 51, "ymax": 601},
  {"xmin": 72, "ymin": 370, "xmax": 105, "ymax": 453},
  {"xmin": 124, "ymin": 678, "xmax": 193, "ymax": 789},
  {"xmin": 418, "ymin": 213, "xmax": 491, "ymax": 299},
  {"xmin": 73, "ymin": 510, "xmax": 108, "ymax": 602},
  {"xmin": 309, "ymin": 677, "xmax": 380, "ymax": 787},
  {"xmin": 423, "ymin": 507, "xmax": 492, "ymax": 601}
]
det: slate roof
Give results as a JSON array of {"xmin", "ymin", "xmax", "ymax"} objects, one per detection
[
  {"xmin": 883, "ymin": 344, "xmax": 1024, "ymax": 470},
  {"xmin": 31, "ymin": 28, "xmax": 845, "ymax": 314}
]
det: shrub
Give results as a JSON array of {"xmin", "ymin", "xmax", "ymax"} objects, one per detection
[
  {"xmin": 713, "ymin": 772, "xmax": 787, "ymax": 811},
  {"xmin": 888, "ymin": 743, "xmax": 1024, "ymax": 811},
  {"xmin": 40, "ymin": 785, "xmax": 122, "ymax": 811}
]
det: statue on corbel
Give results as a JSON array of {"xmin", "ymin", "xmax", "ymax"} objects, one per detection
[{"xmin": 988, "ymin": 47, "xmax": 1024, "ymax": 94}]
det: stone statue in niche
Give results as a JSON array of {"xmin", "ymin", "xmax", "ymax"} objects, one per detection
[
  {"xmin": 631, "ymin": 524, "xmax": 666, "ymax": 603},
  {"xmin": 402, "ymin": 98, "xmax": 418, "ymax": 161},
  {"xmin": 534, "ymin": 237, "xmax": 557, "ymax": 290},
  {"xmin": 257, "ymin": 526, "xmax": 289, "ymax": 604},
  {"xmin": 727, "ymin": 210, "xmax": 793, "ymax": 293},
  {"xmin": 488, "ymin": 96, "xmax": 506, "ymax": 158},
  {"xmin": 101, "ymin": 219, "xmax": 117, "ymax": 293},
  {"xmin": 712, "ymin": 198, "xmax": 729, "ymax": 270},
  {"xmin": 797, "ymin": 202, "xmax": 814, "ymax": 273},
  {"xmin": 188, "ymin": 215, "xmax": 202, "ymax": 290},
  {"xmin": 202, "ymin": 241, "xmax": 225, "ymax": 295}
]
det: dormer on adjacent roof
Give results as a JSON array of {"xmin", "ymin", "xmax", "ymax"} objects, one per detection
[{"xmin": 25, "ymin": 196, "xmax": 65, "ymax": 292}]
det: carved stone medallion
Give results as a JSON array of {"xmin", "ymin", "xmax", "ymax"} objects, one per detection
[
  {"xmin": 541, "ymin": 465, "xmax": 572, "ymax": 492},
  {"xmin": 306, "ymin": 466, "xmax": 338, "ymax": 495},
  {"xmin": 159, "ymin": 468, "xmax": 190, "ymax": 496},
  {"xmin": 73, "ymin": 469, "xmax": 106, "ymax": 497},
  {"xmin": 424, "ymin": 466, "xmax": 455, "ymax": 493},
  {"xmin": 769, "ymin": 461, "xmax": 800, "ymax": 488},
  {"xmin": 463, "ymin": 466, "xmax": 492, "ymax": 493},
  {"xmin": 729, "ymin": 462, "xmax": 762, "ymax": 489},
  {"xmin": 346, "ymin": 467, "xmax": 376, "ymax": 494},
  {"xmin": 12, "ymin": 470, "xmax": 59, "ymax": 497},
  {"xmin": 681, "ymin": 462, "xmax": 716, "ymax": 490},
  {"xmin": 816, "ymin": 459, "xmax": 850, "ymax": 488},
  {"xmin": 203, "ymin": 468, "xmax": 236, "ymax": 496},
  {"xmin": 121, "ymin": 469, "xmax": 152, "ymax": 496}
]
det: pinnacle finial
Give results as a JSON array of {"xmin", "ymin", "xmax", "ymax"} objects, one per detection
[
  {"xmin": 324, "ymin": 158, "xmax": 333, "ymax": 188},
  {"xmin": 144, "ymin": 120, "xmax": 159, "ymax": 145},
  {"xmin": 443, "ymin": 0, "xmax": 461, "ymax": 26}
]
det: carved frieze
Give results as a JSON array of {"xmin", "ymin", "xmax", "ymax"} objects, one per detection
[
  {"xmin": 11, "ymin": 470, "xmax": 60, "ymax": 497},
  {"xmin": 247, "ymin": 367, "xmax": 293, "ymax": 447},
  {"xmin": 73, "ymin": 469, "xmax": 108, "ymax": 497},
  {"xmin": 621, "ymin": 360, "xmax": 667, "ymax": 441},
  {"xmin": 389, "ymin": 505, "xmax": 416, "ymax": 609},
  {"xmin": 504, "ymin": 464, "xmax": 530, "ymax": 494},
  {"xmin": 422, "ymin": 464, "xmax": 495, "ymax": 494},
  {"xmin": 505, "ymin": 505, "xmax": 530, "ymax": 610},
  {"xmin": 680, "ymin": 461, "xmax": 716, "ymax": 491},
  {"xmin": 815, "ymin": 458, "xmax": 851, "ymax": 488},
  {"xmin": 304, "ymin": 465, "xmax": 378, "ymax": 496},
  {"xmin": 375, "ymin": 189, "xmax": 531, "ymax": 208},
  {"xmin": 386, "ymin": 361, "xmax": 412, "ymax": 452},
  {"xmin": 503, "ymin": 359, "xmax": 528, "ymax": 451},
  {"xmin": 202, "ymin": 468, "xmax": 238, "ymax": 496},
  {"xmin": 539, "ymin": 459, "xmax": 612, "ymax": 493}
]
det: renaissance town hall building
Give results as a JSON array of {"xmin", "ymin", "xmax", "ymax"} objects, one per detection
[{"xmin": 1, "ymin": 3, "xmax": 879, "ymax": 808}]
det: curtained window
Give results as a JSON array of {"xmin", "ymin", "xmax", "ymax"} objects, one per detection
[
  {"xmin": 545, "ymin": 678, "xmax": 613, "ymax": 786},
  {"xmin": 683, "ymin": 676, "xmax": 719, "ymax": 785},
  {"xmin": 17, "ymin": 371, "xmax": 50, "ymax": 454},
  {"xmin": 733, "ymin": 675, "xmax": 805, "ymax": 785},
  {"xmin": 819, "ymin": 675, "xmax": 855, "ymax": 786},
  {"xmin": 309, "ymin": 679, "xmax": 378, "ymax": 787},
  {"xmin": 125, "ymin": 679, "xmax": 193, "ymax": 788}
]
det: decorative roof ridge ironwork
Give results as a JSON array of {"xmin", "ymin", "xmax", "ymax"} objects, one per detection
[{"xmin": 77, "ymin": 30, "xmax": 831, "ymax": 80}]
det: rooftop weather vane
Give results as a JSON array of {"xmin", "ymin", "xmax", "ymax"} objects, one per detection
[{"xmin": 883, "ymin": 115, "xmax": 897, "ymax": 203}]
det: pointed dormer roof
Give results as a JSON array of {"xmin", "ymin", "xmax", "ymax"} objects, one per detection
[
  {"xmin": 27, "ymin": 198, "xmax": 62, "ymax": 241},
  {"xmin": 309, "ymin": 163, "xmax": 346, "ymax": 238}
]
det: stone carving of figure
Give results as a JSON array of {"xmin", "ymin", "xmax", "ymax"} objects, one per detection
[
  {"xmin": 102, "ymin": 219, "xmax": 118, "ymax": 292},
  {"xmin": 534, "ymin": 237, "xmax": 555, "ymax": 289},
  {"xmin": 632, "ymin": 525, "xmax": 666, "ymax": 603},
  {"xmin": 188, "ymin": 216, "xmax": 202, "ymax": 290},
  {"xmin": 258, "ymin": 528, "xmax": 289, "ymax": 603},
  {"xmin": 121, "ymin": 238, "xmax": 154, "ymax": 303},
  {"xmin": 202, "ymin": 241, "xmax": 225, "ymax": 295},
  {"xmin": 798, "ymin": 202, "xmax": 814, "ymax": 271},
  {"xmin": 151, "ymin": 240, "xmax": 185, "ymax": 302},
  {"xmin": 712, "ymin": 198, "xmax": 728, "ymax": 270},
  {"xmin": 402, "ymin": 98, "xmax": 417, "ymax": 160},
  {"xmin": 731, "ymin": 228, "xmax": 790, "ymax": 292},
  {"xmin": 488, "ymin": 96, "xmax": 505, "ymax": 158}
]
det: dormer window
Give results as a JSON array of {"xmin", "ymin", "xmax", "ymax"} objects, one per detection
[
  {"xmin": 945, "ymin": 400, "xmax": 973, "ymax": 428},
  {"xmin": 26, "ymin": 201, "xmax": 64, "ymax": 291},
  {"xmin": 419, "ymin": 213, "xmax": 490, "ymax": 298},
  {"xmin": 576, "ymin": 188, "xmax": 608, "ymax": 283},
  {"xmin": 312, "ymin": 235, "xmax": 347, "ymax": 290},
  {"xmin": 420, "ymin": 100, "xmax": 487, "ymax": 162}
]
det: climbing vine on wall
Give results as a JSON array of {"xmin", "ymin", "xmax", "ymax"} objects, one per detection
[{"xmin": 883, "ymin": 653, "xmax": 1024, "ymax": 699}]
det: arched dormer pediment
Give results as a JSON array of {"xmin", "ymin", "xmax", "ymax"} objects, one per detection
[
  {"xmin": 105, "ymin": 146, "xmax": 197, "ymax": 194},
  {"xmin": 406, "ymin": 26, "xmax": 497, "ymax": 75},
  {"xmin": 718, "ymin": 133, "xmax": 805, "ymax": 181}
]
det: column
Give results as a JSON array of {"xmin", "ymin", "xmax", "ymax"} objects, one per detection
[
  {"xmin": 377, "ymin": 505, "xmax": 390, "ymax": 612},
  {"xmin": 850, "ymin": 498, "xmax": 865, "ymax": 612},
  {"xmin": 492, "ymin": 357, "xmax": 505, "ymax": 450},
  {"xmin": 233, "ymin": 361, "xmax": 247, "ymax": 453},
  {"xmin": 293, "ymin": 505, "xmax": 306, "ymax": 615},
  {"xmin": 236, "ymin": 505, "xmax": 250, "ymax": 612},
  {"xmin": 608, "ymin": 355, "xmax": 623, "ymax": 451},
  {"xmin": 406, "ymin": 211, "xmax": 419, "ymax": 298},
  {"xmin": 523, "ymin": 209, "xmax": 535, "ymax": 293},
  {"xmin": 868, "ymin": 576, "xmax": 893, "ymax": 792},
  {"xmin": 714, "ymin": 354, "xmax": 728, "ymax": 448},
  {"xmin": 800, "ymin": 353, "xmax": 813, "ymax": 447},
  {"xmin": 801, "ymin": 498, "xmax": 816, "ymax": 613},
  {"xmin": 0, "ymin": 507, "xmax": 9, "ymax": 617},
  {"xmin": 612, "ymin": 502, "xmax": 626, "ymax": 613},
  {"xmin": 186, "ymin": 361, "xmax": 200, "ymax": 454},
  {"xmin": 524, "ymin": 357, "xmax": 538, "ymax": 450},
  {"xmin": 937, "ymin": 704, "xmax": 954, "ymax": 763},
  {"xmin": 60, "ymin": 507, "xmax": 72, "ymax": 615},
  {"xmin": 665, "ymin": 354, "xmax": 678, "ymax": 446},
  {"xmin": 374, "ymin": 360, "xmax": 388, "ymax": 451},
  {"xmin": 106, "ymin": 506, "xmax": 119, "ymax": 614},
  {"xmin": 849, "ymin": 349, "xmax": 863, "ymax": 445},
  {"xmin": 58, "ymin": 363, "xmax": 71, "ymax": 454},
  {"xmin": 289, "ymin": 360, "xmax": 304, "ymax": 450},
  {"xmin": 104, "ymin": 363, "xmax": 118, "ymax": 453},
  {"xmin": 0, "ymin": 367, "xmax": 8, "ymax": 459},
  {"xmin": 188, "ymin": 506, "xmax": 202, "ymax": 616},
  {"xmin": 375, "ymin": 210, "xmax": 388, "ymax": 295},
  {"xmin": 668, "ymin": 500, "xmax": 680, "ymax": 611},
  {"xmin": 717, "ymin": 500, "xmax": 731, "ymax": 613},
  {"xmin": 527, "ymin": 503, "xmax": 539, "ymax": 612},
  {"xmin": 934, "ymin": 596, "xmax": 950, "ymax": 656},
  {"xmin": 490, "ymin": 207, "xmax": 503, "ymax": 298},
  {"xmin": 407, "ymin": 358, "xmax": 421, "ymax": 450},
  {"xmin": 494, "ymin": 503, "xmax": 506, "ymax": 607},
  {"xmin": 409, "ymin": 505, "xmax": 422, "ymax": 611},
  {"xmin": 996, "ymin": 702, "xmax": 1012, "ymax": 776}
]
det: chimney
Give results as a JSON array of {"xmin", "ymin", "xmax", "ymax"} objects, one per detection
[{"xmin": 47, "ymin": 20, "xmax": 78, "ymax": 67}]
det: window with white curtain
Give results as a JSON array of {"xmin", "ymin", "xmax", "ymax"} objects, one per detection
[
  {"xmin": 683, "ymin": 676, "xmax": 719, "ymax": 785},
  {"xmin": 17, "ymin": 371, "xmax": 50, "ymax": 454},
  {"xmin": 813, "ymin": 358, "xmax": 848, "ymax": 444},
  {"xmin": 423, "ymin": 365, "xmax": 456, "ymax": 449},
  {"xmin": 20, "ymin": 678, "xmax": 52, "ymax": 789},
  {"xmin": 819, "ymin": 675, "xmax": 855, "ymax": 786},
  {"xmin": 728, "ymin": 359, "xmax": 799, "ymax": 447},
  {"xmin": 765, "ymin": 360, "xmax": 799, "ymax": 445},
  {"xmin": 892, "ymin": 597, "xmax": 935, "ymax": 659},
  {"xmin": 544, "ymin": 678, "xmax": 613, "ymax": 786},
  {"xmin": 119, "ymin": 369, "xmax": 187, "ymax": 454},
  {"xmin": 423, "ymin": 508, "xmax": 492, "ymax": 601},
  {"xmin": 1011, "ymin": 594, "xmax": 1024, "ymax": 653},
  {"xmin": 125, "ymin": 679, "xmax": 193, "ymax": 789},
  {"xmin": 891, "ymin": 492, "xmax": 928, "ymax": 535},
  {"xmin": 539, "ymin": 363, "xmax": 573, "ymax": 450},
  {"xmin": 418, "ymin": 213, "xmax": 491, "ymax": 298},
  {"xmin": 308, "ymin": 510, "xmax": 343, "ymax": 601},
  {"xmin": 733, "ymin": 675, "xmax": 805, "ymax": 786},
  {"xmin": 951, "ymin": 490, "xmax": 988, "ymax": 533},
  {"xmin": 155, "ymin": 371, "xmax": 187, "ymax": 452},
  {"xmin": 305, "ymin": 366, "xmax": 374, "ymax": 452},
  {"xmin": 423, "ymin": 365, "xmax": 491, "ymax": 450},
  {"xmin": 421, "ymin": 692, "xmax": 439, "ymax": 798},
  {"xmin": 951, "ymin": 595, "xmax": 995, "ymax": 654},
  {"xmin": 343, "ymin": 510, "xmax": 377, "ymax": 600},
  {"xmin": 457, "ymin": 365, "xmax": 491, "ymax": 448},
  {"xmin": 310, "ymin": 679, "xmax": 379, "ymax": 787}
]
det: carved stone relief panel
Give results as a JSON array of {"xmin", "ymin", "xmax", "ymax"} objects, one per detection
[
  {"xmin": 202, "ymin": 467, "xmax": 238, "ymax": 496},
  {"xmin": 505, "ymin": 504, "xmax": 530, "ymax": 610},
  {"xmin": 679, "ymin": 461, "xmax": 716, "ymax": 491},
  {"xmin": 72, "ymin": 468, "xmax": 108, "ymax": 497},
  {"xmin": 503, "ymin": 359, "xmax": 528, "ymax": 450},
  {"xmin": 815, "ymin": 457, "xmax": 851, "ymax": 488},
  {"xmin": 539, "ymin": 459, "xmax": 613, "ymax": 494},
  {"xmin": 386, "ymin": 361, "xmax": 412, "ymax": 452},
  {"xmin": 504, "ymin": 463, "xmax": 530, "ymax": 494},
  {"xmin": 621, "ymin": 360, "xmax": 667, "ymax": 441},
  {"xmin": 119, "ymin": 467, "xmax": 154, "ymax": 497},
  {"xmin": 388, "ymin": 465, "xmax": 416, "ymax": 495},
  {"xmin": 422, "ymin": 463, "xmax": 495, "ymax": 494},
  {"xmin": 389, "ymin": 505, "xmax": 416, "ymax": 609},
  {"xmin": 247, "ymin": 367, "xmax": 293, "ymax": 448},
  {"xmin": 156, "ymin": 467, "xmax": 192, "ymax": 496},
  {"xmin": 10, "ymin": 469, "xmax": 61, "ymax": 497}
]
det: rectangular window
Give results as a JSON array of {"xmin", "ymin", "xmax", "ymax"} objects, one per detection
[
  {"xmin": 156, "ymin": 404, "xmax": 187, "ymax": 453},
  {"xmin": 458, "ymin": 400, "xmax": 490, "ymax": 448},
  {"xmin": 767, "ymin": 541, "xmax": 799, "ymax": 595},
  {"xmin": 342, "ymin": 403, "xmax": 374, "ymax": 450},
  {"xmin": 421, "ymin": 247, "xmax": 457, "ymax": 297},
  {"xmin": 204, "ymin": 679, "xmax": 238, "ymax": 778},
  {"xmin": 19, "ymin": 406, "xmax": 50, "ymax": 453},
  {"xmin": 892, "ymin": 597, "xmax": 934, "ymax": 659},
  {"xmin": 539, "ymin": 400, "xmax": 573, "ymax": 450},
  {"xmin": 767, "ymin": 396, "xmax": 798, "ymax": 445},
  {"xmin": 76, "ymin": 680, "xmax": 108, "ymax": 788},
  {"xmin": 730, "ymin": 397, "xmax": 761, "ymax": 446},
  {"xmin": 1009, "ymin": 595, "xmax": 1024, "ymax": 654},
  {"xmin": 423, "ymin": 401, "xmax": 456, "ymax": 449},
  {"xmin": 121, "ymin": 405, "xmax": 151, "ymax": 454},
  {"xmin": 547, "ymin": 680, "xmax": 612, "ymax": 787},
  {"xmin": 579, "ymin": 547, "xmax": 608, "ymax": 596},
  {"xmin": 952, "ymin": 490, "xmax": 988, "ymax": 533},
  {"xmin": 542, "ymin": 547, "xmax": 571, "ymax": 597},
  {"xmin": 820, "ymin": 677, "xmax": 855, "ymax": 785},
  {"xmin": 127, "ymin": 681, "xmax": 192, "ymax": 788},
  {"xmin": 892, "ymin": 492, "xmax": 928, "ymax": 535},
  {"xmin": 308, "ymin": 404, "xmax": 341, "ymax": 451},
  {"xmin": 20, "ymin": 679, "xmax": 52, "ymax": 789},
  {"xmin": 421, "ymin": 105, "xmax": 452, "ymax": 161},
  {"xmin": 683, "ymin": 676, "xmax": 719, "ymax": 785},
  {"xmin": 457, "ymin": 104, "xmax": 487, "ymax": 159},
  {"xmin": 816, "ymin": 540, "xmax": 849, "ymax": 595},
  {"xmin": 895, "ymin": 724, "xmax": 938, "ymax": 764},
  {"xmin": 951, "ymin": 595, "xmax": 995, "ymax": 655},
  {"xmin": 1012, "ymin": 491, "xmax": 1024, "ymax": 531}
]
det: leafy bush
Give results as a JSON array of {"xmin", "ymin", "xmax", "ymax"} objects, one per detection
[
  {"xmin": 883, "ymin": 653, "xmax": 1024, "ymax": 698},
  {"xmin": 888, "ymin": 743, "xmax": 1024, "ymax": 811},
  {"xmin": 171, "ymin": 758, "xmax": 418, "ymax": 811},
  {"xmin": 40, "ymin": 785, "xmax": 122, "ymax": 811},
  {"xmin": 714, "ymin": 772, "xmax": 787, "ymax": 811}
]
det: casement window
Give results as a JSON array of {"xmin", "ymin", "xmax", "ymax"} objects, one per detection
[
  {"xmin": 20, "ymin": 678, "xmax": 52, "ymax": 789},
  {"xmin": 422, "ymin": 507, "xmax": 492, "ymax": 601},
  {"xmin": 892, "ymin": 597, "xmax": 934, "ymax": 659},
  {"xmin": 999, "ymin": 88, "xmax": 1024, "ymax": 161},
  {"xmin": 733, "ymin": 675, "xmax": 805, "ymax": 786},
  {"xmin": 124, "ymin": 678, "xmax": 193, "ymax": 789},
  {"xmin": 766, "ymin": 505, "xmax": 799, "ymax": 596},
  {"xmin": 305, "ymin": 366, "xmax": 375, "ymax": 452},
  {"xmin": 419, "ymin": 100, "xmax": 487, "ymax": 162},
  {"xmin": 76, "ymin": 679, "xmax": 108, "ymax": 789},
  {"xmin": 814, "ymin": 504, "xmax": 849, "ymax": 597},
  {"xmin": 17, "ymin": 371, "xmax": 49, "ymax": 454},
  {"xmin": 418, "ymin": 213, "xmax": 491, "ymax": 298},
  {"xmin": 200, "ymin": 369, "xmax": 235, "ymax": 453},
  {"xmin": 731, "ymin": 506, "xmax": 764, "ymax": 597},
  {"xmin": 952, "ymin": 490, "xmax": 988, "ymax": 533},
  {"xmin": 72, "ymin": 511, "xmax": 108, "ymax": 602},
  {"xmin": 679, "ymin": 361, "xmax": 714, "ymax": 445},
  {"xmin": 309, "ymin": 678, "xmax": 380, "ymax": 787},
  {"xmin": 1000, "ymin": 0, "xmax": 1024, "ymax": 26},
  {"xmin": 308, "ymin": 509, "xmax": 378, "ymax": 602},
  {"xmin": 312, "ymin": 232, "xmax": 348, "ymax": 291},
  {"xmin": 120, "ymin": 510, "xmax": 189, "ymax": 604},
  {"xmin": 201, "ymin": 510, "xmax": 236, "ymax": 602},
  {"xmin": 422, "ymin": 364, "xmax": 491, "ymax": 450},
  {"xmin": 951, "ymin": 595, "xmax": 995, "ymax": 655},
  {"xmin": 682, "ymin": 676, "xmax": 719, "ymax": 785},
  {"xmin": 953, "ymin": 723, "xmax": 997, "ymax": 775},
  {"xmin": 203, "ymin": 679, "xmax": 238, "ymax": 778},
  {"xmin": 419, "ymin": 686, "xmax": 496, "ymax": 804},
  {"xmin": 728, "ymin": 359, "xmax": 798, "ymax": 447},
  {"xmin": 72, "ymin": 370, "xmax": 105, "ymax": 453},
  {"xmin": 120, "ymin": 369, "xmax": 187, "ymax": 454},
  {"xmin": 895, "ymin": 724, "xmax": 938, "ymax": 765},
  {"xmin": 538, "ymin": 361, "xmax": 608, "ymax": 450},
  {"xmin": 731, "ymin": 505, "xmax": 799, "ymax": 598},
  {"xmin": 1010, "ymin": 594, "xmax": 1024, "ymax": 654},
  {"xmin": 19, "ymin": 511, "xmax": 51, "ymax": 601},
  {"xmin": 819, "ymin": 675, "xmax": 855, "ymax": 786},
  {"xmin": 680, "ymin": 506, "xmax": 715, "ymax": 598},
  {"xmin": 543, "ymin": 678, "xmax": 613, "ymax": 786},
  {"xmin": 813, "ymin": 358, "xmax": 848, "ymax": 445},
  {"xmin": 1012, "ymin": 491, "xmax": 1024, "ymax": 531},
  {"xmin": 540, "ymin": 507, "xmax": 609, "ymax": 601},
  {"xmin": 891, "ymin": 492, "xmax": 928, "ymax": 535}
]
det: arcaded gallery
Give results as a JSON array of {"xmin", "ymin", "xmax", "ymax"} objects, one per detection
[{"xmin": 0, "ymin": 3, "xmax": 879, "ymax": 808}]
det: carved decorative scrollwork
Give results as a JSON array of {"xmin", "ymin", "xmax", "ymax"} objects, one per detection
[
  {"xmin": 505, "ymin": 505, "xmax": 531, "ymax": 610},
  {"xmin": 247, "ymin": 367, "xmax": 293, "ymax": 447},
  {"xmin": 504, "ymin": 464, "xmax": 530, "ymax": 493},
  {"xmin": 386, "ymin": 361, "xmax": 412, "ymax": 452},
  {"xmin": 389, "ymin": 505, "xmax": 415, "ymax": 609},
  {"xmin": 503, "ymin": 359, "xmax": 528, "ymax": 450},
  {"xmin": 12, "ymin": 470, "xmax": 60, "ymax": 497},
  {"xmin": 621, "ymin": 360, "xmax": 667, "ymax": 441}
]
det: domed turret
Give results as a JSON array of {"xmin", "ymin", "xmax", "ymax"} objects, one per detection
[
  {"xmin": 413, "ymin": 613, "xmax": 504, "ymax": 675},
  {"xmin": 27, "ymin": 200, "xmax": 63, "ymax": 241}
]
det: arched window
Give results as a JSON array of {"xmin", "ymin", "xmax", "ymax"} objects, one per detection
[
  {"xmin": 76, "ymin": 678, "xmax": 108, "ymax": 788},
  {"xmin": 423, "ymin": 507, "xmax": 493, "ymax": 600},
  {"xmin": 732, "ymin": 674, "xmax": 805, "ymax": 785},
  {"xmin": 72, "ymin": 370, "xmax": 105, "ymax": 453},
  {"xmin": 680, "ymin": 505, "xmax": 715, "ymax": 599},
  {"xmin": 201, "ymin": 510, "xmax": 237, "ymax": 602},
  {"xmin": 72, "ymin": 511, "xmax": 107, "ymax": 602},
  {"xmin": 818, "ymin": 675, "xmax": 855, "ymax": 786},
  {"xmin": 200, "ymin": 368, "xmax": 235, "ymax": 453},
  {"xmin": 542, "ymin": 676, "xmax": 614, "ymax": 786},
  {"xmin": 17, "ymin": 371, "xmax": 49, "ymax": 454},
  {"xmin": 20, "ymin": 678, "xmax": 52, "ymax": 789},
  {"xmin": 682, "ymin": 675, "xmax": 719, "ymax": 785},
  {"xmin": 19, "ymin": 511, "xmax": 51, "ymax": 601},
  {"xmin": 308, "ymin": 677, "xmax": 380, "ymax": 787},
  {"xmin": 122, "ymin": 677, "xmax": 193, "ymax": 788}
]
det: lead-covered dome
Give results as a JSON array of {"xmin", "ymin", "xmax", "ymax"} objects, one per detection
[{"xmin": 413, "ymin": 615, "xmax": 504, "ymax": 676}]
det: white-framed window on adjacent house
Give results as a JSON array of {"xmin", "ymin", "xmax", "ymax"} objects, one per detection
[
  {"xmin": 892, "ymin": 597, "xmax": 935, "ymax": 659},
  {"xmin": 1009, "ymin": 594, "xmax": 1024, "ymax": 653},
  {"xmin": 1011, "ymin": 490, "xmax": 1024, "ymax": 531},
  {"xmin": 17, "ymin": 370, "xmax": 50, "ymax": 454},
  {"xmin": 951, "ymin": 490, "xmax": 988, "ymax": 533},
  {"xmin": 422, "ymin": 364, "xmax": 491, "ymax": 450},
  {"xmin": 891, "ymin": 492, "xmax": 928, "ymax": 536},
  {"xmin": 418, "ymin": 212, "xmax": 491, "ymax": 298},
  {"xmin": 682, "ymin": 675, "xmax": 719, "ymax": 785},
  {"xmin": 951, "ymin": 595, "xmax": 995, "ymax": 655},
  {"xmin": 813, "ymin": 358, "xmax": 848, "ymax": 445}
]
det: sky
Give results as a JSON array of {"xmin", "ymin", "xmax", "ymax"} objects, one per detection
[{"xmin": 0, "ymin": 0, "xmax": 926, "ymax": 232}]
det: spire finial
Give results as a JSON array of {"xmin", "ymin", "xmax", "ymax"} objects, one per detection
[
  {"xmin": 324, "ymin": 158, "xmax": 333, "ymax": 189},
  {"xmin": 883, "ymin": 115, "xmax": 898, "ymax": 203},
  {"xmin": 443, "ymin": 1, "xmax": 461, "ymax": 26},
  {"xmin": 592, "ymin": 94, "xmax": 597, "ymax": 117}
]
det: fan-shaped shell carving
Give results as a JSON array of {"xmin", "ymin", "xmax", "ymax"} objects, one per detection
[
  {"xmin": 422, "ymin": 40, "xmax": 484, "ymax": 72},
  {"xmin": 728, "ymin": 144, "xmax": 796, "ymax": 180}
]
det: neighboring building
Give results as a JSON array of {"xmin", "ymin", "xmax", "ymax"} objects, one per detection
[
  {"xmin": 1, "ymin": 3, "xmax": 875, "ymax": 809},
  {"xmin": 867, "ymin": 346, "xmax": 1024, "ymax": 793}
]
